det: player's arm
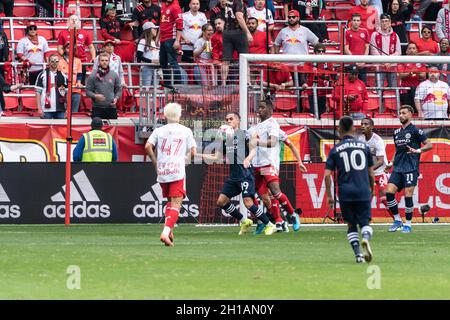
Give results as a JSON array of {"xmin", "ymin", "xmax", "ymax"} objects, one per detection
[
  {"xmin": 407, "ymin": 138, "xmax": 432, "ymax": 154},
  {"xmin": 284, "ymin": 138, "xmax": 307, "ymax": 172},
  {"xmin": 324, "ymin": 169, "xmax": 334, "ymax": 209},
  {"xmin": 372, "ymin": 155, "xmax": 385, "ymax": 172},
  {"xmin": 385, "ymin": 150, "xmax": 396, "ymax": 172},
  {"xmin": 244, "ymin": 134, "xmax": 257, "ymax": 168},
  {"xmin": 144, "ymin": 142, "xmax": 157, "ymax": 171}
]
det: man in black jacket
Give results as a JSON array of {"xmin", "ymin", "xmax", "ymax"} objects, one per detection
[
  {"xmin": 0, "ymin": 74, "xmax": 23, "ymax": 116},
  {"xmin": 0, "ymin": 20, "xmax": 9, "ymax": 78}
]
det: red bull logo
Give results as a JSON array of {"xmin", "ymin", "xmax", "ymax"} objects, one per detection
[
  {"xmin": 285, "ymin": 37, "xmax": 301, "ymax": 44},
  {"xmin": 190, "ymin": 24, "xmax": 201, "ymax": 30},
  {"xmin": 423, "ymin": 90, "xmax": 447, "ymax": 105}
]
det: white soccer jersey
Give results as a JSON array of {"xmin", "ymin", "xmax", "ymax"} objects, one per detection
[
  {"xmin": 274, "ymin": 25, "xmax": 319, "ymax": 55},
  {"xmin": 247, "ymin": 6, "xmax": 274, "ymax": 32},
  {"xmin": 415, "ymin": 79, "xmax": 450, "ymax": 119},
  {"xmin": 148, "ymin": 123, "xmax": 197, "ymax": 183},
  {"xmin": 358, "ymin": 133, "xmax": 387, "ymax": 176},
  {"xmin": 16, "ymin": 36, "xmax": 49, "ymax": 72},
  {"xmin": 249, "ymin": 117, "xmax": 281, "ymax": 168},
  {"xmin": 182, "ymin": 11, "xmax": 208, "ymax": 51}
]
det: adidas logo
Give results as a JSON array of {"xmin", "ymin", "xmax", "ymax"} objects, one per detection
[
  {"xmin": 133, "ymin": 183, "xmax": 199, "ymax": 218},
  {"xmin": 0, "ymin": 183, "xmax": 21, "ymax": 218},
  {"xmin": 43, "ymin": 170, "xmax": 111, "ymax": 219}
]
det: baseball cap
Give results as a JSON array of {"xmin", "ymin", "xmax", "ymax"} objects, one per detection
[
  {"xmin": 143, "ymin": 21, "xmax": 159, "ymax": 31},
  {"xmin": 105, "ymin": 3, "xmax": 115, "ymax": 11},
  {"xmin": 288, "ymin": 10, "xmax": 300, "ymax": 18},
  {"xmin": 26, "ymin": 21, "xmax": 37, "ymax": 30},
  {"xmin": 104, "ymin": 39, "xmax": 115, "ymax": 46},
  {"xmin": 345, "ymin": 64, "xmax": 359, "ymax": 74}
]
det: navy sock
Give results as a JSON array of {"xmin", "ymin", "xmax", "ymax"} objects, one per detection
[
  {"xmin": 222, "ymin": 202, "xmax": 243, "ymax": 221},
  {"xmin": 248, "ymin": 204, "xmax": 270, "ymax": 225},
  {"xmin": 405, "ymin": 197, "xmax": 414, "ymax": 221},
  {"xmin": 347, "ymin": 231, "xmax": 361, "ymax": 256},
  {"xmin": 386, "ymin": 193, "xmax": 399, "ymax": 216}
]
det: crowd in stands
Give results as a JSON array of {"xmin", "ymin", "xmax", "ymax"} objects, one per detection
[{"xmin": 0, "ymin": 0, "xmax": 449, "ymax": 120}]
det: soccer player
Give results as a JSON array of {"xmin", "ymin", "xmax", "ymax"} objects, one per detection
[
  {"xmin": 257, "ymin": 129, "xmax": 307, "ymax": 233},
  {"xmin": 358, "ymin": 117, "xmax": 391, "ymax": 219},
  {"xmin": 384, "ymin": 105, "xmax": 433, "ymax": 233},
  {"xmin": 324, "ymin": 116, "xmax": 375, "ymax": 263},
  {"xmin": 145, "ymin": 103, "xmax": 197, "ymax": 247},
  {"xmin": 249, "ymin": 101, "xmax": 302, "ymax": 232},
  {"xmin": 199, "ymin": 112, "xmax": 277, "ymax": 236}
]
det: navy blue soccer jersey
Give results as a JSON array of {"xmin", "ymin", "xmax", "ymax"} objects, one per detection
[
  {"xmin": 392, "ymin": 123, "xmax": 427, "ymax": 173},
  {"xmin": 325, "ymin": 135, "xmax": 374, "ymax": 202},
  {"xmin": 219, "ymin": 129, "xmax": 253, "ymax": 181}
]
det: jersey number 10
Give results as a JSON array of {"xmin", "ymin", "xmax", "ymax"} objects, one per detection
[{"xmin": 339, "ymin": 150, "xmax": 366, "ymax": 172}]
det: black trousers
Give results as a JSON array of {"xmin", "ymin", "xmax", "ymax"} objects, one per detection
[{"xmin": 92, "ymin": 107, "xmax": 118, "ymax": 119}]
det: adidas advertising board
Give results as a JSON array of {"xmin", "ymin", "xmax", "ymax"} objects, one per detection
[{"xmin": 0, "ymin": 163, "xmax": 205, "ymax": 224}]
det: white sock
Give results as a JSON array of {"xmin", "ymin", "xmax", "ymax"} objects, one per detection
[
  {"xmin": 404, "ymin": 220, "xmax": 412, "ymax": 227},
  {"xmin": 162, "ymin": 226, "xmax": 171, "ymax": 237},
  {"xmin": 394, "ymin": 214, "xmax": 402, "ymax": 222},
  {"xmin": 240, "ymin": 217, "xmax": 248, "ymax": 223}
]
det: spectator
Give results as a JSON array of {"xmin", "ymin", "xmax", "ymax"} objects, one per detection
[
  {"xmin": 86, "ymin": 52, "xmax": 122, "ymax": 119},
  {"xmin": 414, "ymin": 0, "xmax": 434, "ymax": 20},
  {"xmin": 249, "ymin": 0, "xmax": 276, "ymax": 17},
  {"xmin": 159, "ymin": 0, "xmax": 184, "ymax": 87},
  {"xmin": 131, "ymin": 0, "xmax": 161, "ymax": 40},
  {"xmin": 35, "ymin": 54, "xmax": 68, "ymax": 120},
  {"xmin": 36, "ymin": 0, "xmax": 54, "ymax": 17},
  {"xmin": 436, "ymin": 1, "xmax": 450, "ymax": 41},
  {"xmin": 101, "ymin": 1, "xmax": 127, "ymax": 17},
  {"xmin": 247, "ymin": 0, "xmax": 274, "ymax": 33},
  {"xmin": 370, "ymin": 13, "xmax": 401, "ymax": 102},
  {"xmin": 16, "ymin": 22, "xmax": 50, "ymax": 86},
  {"xmin": 387, "ymin": 0, "xmax": 413, "ymax": 54},
  {"xmin": 274, "ymin": 9, "xmax": 319, "ymax": 55},
  {"xmin": 58, "ymin": 42, "xmax": 83, "ymax": 113},
  {"xmin": 398, "ymin": 42, "xmax": 427, "ymax": 110},
  {"xmin": 416, "ymin": 25, "xmax": 439, "ymax": 55},
  {"xmin": 415, "ymin": 67, "xmax": 450, "ymax": 120},
  {"xmin": 333, "ymin": 64, "xmax": 369, "ymax": 120},
  {"xmin": 57, "ymin": 15, "xmax": 96, "ymax": 84},
  {"xmin": 303, "ymin": 43, "xmax": 332, "ymax": 118},
  {"xmin": 0, "ymin": 74, "xmax": 22, "ymax": 117},
  {"xmin": 100, "ymin": 3, "xmax": 126, "ymax": 44},
  {"xmin": 211, "ymin": 17, "xmax": 224, "ymax": 61},
  {"xmin": 349, "ymin": 0, "xmax": 380, "ymax": 37},
  {"xmin": 355, "ymin": 0, "xmax": 383, "ymax": 16},
  {"xmin": 0, "ymin": 0, "xmax": 13, "ymax": 16},
  {"xmin": 137, "ymin": 22, "xmax": 160, "ymax": 87},
  {"xmin": 180, "ymin": 0, "xmax": 209, "ymax": 12},
  {"xmin": 193, "ymin": 23, "xmax": 214, "ymax": 84},
  {"xmin": 209, "ymin": 0, "xmax": 228, "ymax": 31},
  {"xmin": 274, "ymin": 9, "xmax": 319, "ymax": 110},
  {"xmin": 93, "ymin": 40, "xmax": 126, "ymax": 88},
  {"xmin": 0, "ymin": 20, "xmax": 9, "ymax": 78},
  {"xmin": 182, "ymin": 0, "xmax": 208, "ymax": 64},
  {"xmin": 248, "ymin": 17, "xmax": 274, "ymax": 54},
  {"xmin": 344, "ymin": 13, "xmax": 370, "ymax": 82},
  {"xmin": 73, "ymin": 117, "xmax": 118, "ymax": 162},
  {"xmin": 435, "ymin": 38, "xmax": 450, "ymax": 85}
]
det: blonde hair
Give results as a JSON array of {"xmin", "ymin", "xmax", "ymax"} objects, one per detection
[{"xmin": 164, "ymin": 103, "xmax": 182, "ymax": 123}]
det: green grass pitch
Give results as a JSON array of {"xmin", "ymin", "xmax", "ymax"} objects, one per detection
[{"xmin": 0, "ymin": 224, "xmax": 449, "ymax": 299}]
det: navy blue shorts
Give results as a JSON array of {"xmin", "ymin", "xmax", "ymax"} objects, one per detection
[
  {"xmin": 340, "ymin": 201, "xmax": 372, "ymax": 227},
  {"xmin": 220, "ymin": 177, "xmax": 256, "ymax": 199},
  {"xmin": 388, "ymin": 171, "xmax": 419, "ymax": 191}
]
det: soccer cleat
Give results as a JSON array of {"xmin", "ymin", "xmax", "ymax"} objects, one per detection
[
  {"xmin": 160, "ymin": 234, "xmax": 174, "ymax": 247},
  {"xmin": 254, "ymin": 223, "xmax": 265, "ymax": 235},
  {"xmin": 263, "ymin": 223, "xmax": 276, "ymax": 235},
  {"xmin": 355, "ymin": 254, "xmax": 365, "ymax": 263},
  {"xmin": 388, "ymin": 220, "xmax": 403, "ymax": 232},
  {"xmin": 289, "ymin": 211, "xmax": 301, "ymax": 232},
  {"xmin": 169, "ymin": 231, "xmax": 174, "ymax": 243},
  {"xmin": 275, "ymin": 222, "xmax": 284, "ymax": 232},
  {"xmin": 238, "ymin": 219, "xmax": 253, "ymax": 235},
  {"xmin": 402, "ymin": 225, "xmax": 412, "ymax": 233},
  {"xmin": 361, "ymin": 238, "xmax": 373, "ymax": 263}
]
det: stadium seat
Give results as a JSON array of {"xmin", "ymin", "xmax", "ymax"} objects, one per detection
[
  {"xmin": 292, "ymin": 113, "xmax": 315, "ymax": 118},
  {"xmin": 333, "ymin": 2, "xmax": 354, "ymax": 21},
  {"xmin": 13, "ymin": 0, "xmax": 36, "ymax": 18},
  {"xmin": 35, "ymin": 21, "xmax": 54, "ymax": 40},
  {"xmin": 66, "ymin": 0, "xmax": 92, "ymax": 18},
  {"xmin": 2, "ymin": 94, "xmax": 20, "ymax": 112},
  {"xmin": 20, "ymin": 89, "xmax": 38, "ymax": 111},
  {"xmin": 273, "ymin": 94, "xmax": 297, "ymax": 111},
  {"xmin": 3, "ymin": 21, "xmax": 26, "ymax": 41}
]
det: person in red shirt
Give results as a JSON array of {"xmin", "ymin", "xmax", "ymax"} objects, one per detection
[
  {"xmin": 247, "ymin": 17, "xmax": 274, "ymax": 54},
  {"xmin": 333, "ymin": 64, "xmax": 369, "ymax": 119},
  {"xmin": 57, "ymin": 15, "xmax": 96, "ymax": 84},
  {"xmin": 398, "ymin": 42, "xmax": 427, "ymax": 111},
  {"xmin": 344, "ymin": 13, "xmax": 370, "ymax": 83},
  {"xmin": 349, "ymin": 0, "xmax": 380, "ymax": 37},
  {"xmin": 416, "ymin": 25, "xmax": 440, "ymax": 56},
  {"xmin": 211, "ymin": 17, "xmax": 224, "ymax": 62},
  {"xmin": 159, "ymin": 0, "xmax": 184, "ymax": 87}
]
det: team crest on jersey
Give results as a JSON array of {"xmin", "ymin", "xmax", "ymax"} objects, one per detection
[
  {"xmin": 360, "ymin": 33, "xmax": 365, "ymax": 38},
  {"xmin": 78, "ymin": 34, "xmax": 84, "ymax": 39},
  {"xmin": 405, "ymin": 133, "xmax": 411, "ymax": 139},
  {"xmin": 166, "ymin": 9, "xmax": 170, "ymax": 14}
]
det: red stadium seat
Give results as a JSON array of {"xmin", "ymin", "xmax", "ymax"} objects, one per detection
[
  {"xmin": 292, "ymin": 113, "xmax": 315, "ymax": 118},
  {"xmin": 66, "ymin": 0, "xmax": 92, "ymax": 18},
  {"xmin": 20, "ymin": 89, "xmax": 38, "ymax": 111},
  {"xmin": 333, "ymin": 2, "xmax": 354, "ymax": 21},
  {"xmin": 35, "ymin": 21, "xmax": 54, "ymax": 40},
  {"xmin": 13, "ymin": 0, "xmax": 36, "ymax": 18},
  {"xmin": 3, "ymin": 21, "xmax": 26, "ymax": 41},
  {"xmin": 273, "ymin": 94, "xmax": 297, "ymax": 111},
  {"xmin": 2, "ymin": 94, "xmax": 20, "ymax": 112}
]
